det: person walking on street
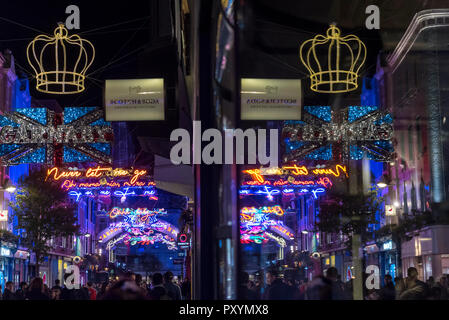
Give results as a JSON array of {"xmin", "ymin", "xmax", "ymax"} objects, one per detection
[
  {"xmin": 163, "ymin": 271, "xmax": 182, "ymax": 300},
  {"xmin": 26, "ymin": 277, "xmax": 50, "ymax": 300},
  {"xmin": 15, "ymin": 282, "xmax": 28, "ymax": 300},
  {"xmin": 325, "ymin": 267, "xmax": 346, "ymax": 300},
  {"xmin": 87, "ymin": 282, "xmax": 97, "ymax": 300},
  {"xmin": 149, "ymin": 273, "xmax": 171, "ymax": 300},
  {"xmin": 398, "ymin": 267, "xmax": 429, "ymax": 300},
  {"xmin": 2, "ymin": 281, "xmax": 16, "ymax": 300},
  {"xmin": 239, "ymin": 271, "xmax": 258, "ymax": 300},
  {"xmin": 379, "ymin": 275, "xmax": 396, "ymax": 300},
  {"xmin": 264, "ymin": 269, "xmax": 290, "ymax": 300},
  {"xmin": 181, "ymin": 277, "xmax": 191, "ymax": 300},
  {"xmin": 435, "ymin": 276, "xmax": 448, "ymax": 300}
]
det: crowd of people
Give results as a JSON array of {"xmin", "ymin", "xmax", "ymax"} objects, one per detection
[
  {"xmin": 0, "ymin": 271, "xmax": 191, "ymax": 300},
  {"xmin": 240, "ymin": 267, "xmax": 449, "ymax": 300},
  {"xmin": 2, "ymin": 266, "xmax": 448, "ymax": 300}
]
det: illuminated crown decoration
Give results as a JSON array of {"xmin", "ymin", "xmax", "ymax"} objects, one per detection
[
  {"xmin": 299, "ymin": 25, "xmax": 366, "ymax": 93},
  {"xmin": 27, "ymin": 23, "xmax": 95, "ymax": 94}
]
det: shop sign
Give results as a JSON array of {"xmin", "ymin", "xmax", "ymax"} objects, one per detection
[
  {"xmin": 382, "ymin": 240, "xmax": 394, "ymax": 251},
  {"xmin": 172, "ymin": 258, "xmax": 184, "ymax": 265},
  {"xmin": 105, "ymin": 79, "xmax": 165, "ymax": 121},
  {"xmin": 385, "ymin": 205, "xmax": 396, "ymax": 216},
  {"xmin": 0, "ymin": 210, "xmax": 7, "ymax": 222},
  {"xmin": 14, "ymin": 250, "xmax": 29, "ymax": 259},
  {"xmin": 0, "ymin": 247, "xmax": 12, "ymax": 257},
  {"xmin": 241, "ymin": 78, "xmax": 302, "ymax": 120},
  {"xmin": 177, "ymin": 233, "xmax": 190, "ymax": 249}
]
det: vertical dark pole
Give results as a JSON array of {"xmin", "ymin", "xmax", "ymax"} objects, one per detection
[
  {"xmin": 193, "ymin": 0, "xmax": 216, "ymax": 300},
  {"xmin": 234, "ymin": 0, "xmax": 243, "ymax": 300}
]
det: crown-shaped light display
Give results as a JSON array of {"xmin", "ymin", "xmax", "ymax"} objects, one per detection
[
  {"xmin": 299, "ymin": 25, "xmax": 366, "ymax": 93},
  {"xmin": 27, "ymin": 23, "xmax": 95, "ymax": 94}
]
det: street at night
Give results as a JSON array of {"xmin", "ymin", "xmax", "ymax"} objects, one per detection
[{"xmin": 0, "ymin": 0, "xmax": 448, "ymax": 315}]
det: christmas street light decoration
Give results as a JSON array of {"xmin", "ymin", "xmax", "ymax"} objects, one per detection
[
  {"xmin": 299, "ymin": 25, "xmax": 367, "ymax": 93},
  {"xmin": 283, "ymin": 105, "xmax": 394, "ymax": 162},
  {"xmin": 27, "ymin": 23, "xmax": 95, "ymax": 94},
  {"xmin": 0, "ymin": 107, "xmax": 112, "ymax": 166}
]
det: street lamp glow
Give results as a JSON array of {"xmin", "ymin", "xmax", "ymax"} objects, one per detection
[
  {"xmin": 85, "ymin": 233, "xmax": 91, "ymax": 238},
  {"xmin": 5, "ymin": 186, "xmax": 16, "ymax": 193},
  {"xmin": 377, "ymin": 182, "xmax": 387, "ymax": 188},
  {"xmin": 394, "ymin": 201, "xmax": 400, "ymax": 208},
  {"xmin": 302, "ymin": 230, "xmax": 309, "ymax": 234}
]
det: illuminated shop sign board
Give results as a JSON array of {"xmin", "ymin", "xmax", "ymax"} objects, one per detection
[
  {"xmin": 283, "ymin": 106, "xmax": 394, "ymax": 161},
  {"xmin": 385, "ymin": 205, "xmax": 396, "ymax": 216},
  {"xmin": 0, "ymin": 210, "xmax": 8, "ymax": 222},
  {"xmin": 177, "ymin": 233, "xmax": 191, "ymax": 249},
  {"xmin": 105, "ymin": 79, "xmax": 165, "ymax": 121},
  {"xmin": 0, "ymin": 107, "xmax": 112, "ymax": 166},
  {"xmin": 241, "ymin": 78, "xmax": 302, "ymax": 120},
  {"xmin": 0, "ymin": 247, "xmax": 12, "ymax": 257}
]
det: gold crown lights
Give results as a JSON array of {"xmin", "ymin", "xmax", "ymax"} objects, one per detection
[
  {"xmin": 27, "ymin": 23, "xmax": 95, "ymax": 94},
  {"xmin": 300, "ymin": 25, "xmax": 367, "ymax": 93}
]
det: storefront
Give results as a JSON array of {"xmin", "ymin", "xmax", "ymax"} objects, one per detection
[
  {"xmin": 401, "ymin": 225, "xmax": 449, "ymax": 281},
  {"xmin": 378, "ymin": 240, "xmax": 397, "ymax": 283},
  {"xmin": 0, "ymin": 245, "xmax": 15, "ymax": 290},
  {"xmin": 13, "ymin": 249, "xmax": 30, "ymax": 285}
]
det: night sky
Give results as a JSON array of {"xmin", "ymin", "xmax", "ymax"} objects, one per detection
[{"xmin": 0, "ymin": 1, "xmax": 152, "ymax": 108}]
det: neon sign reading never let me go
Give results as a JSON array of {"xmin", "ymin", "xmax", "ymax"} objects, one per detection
[
  {"xmin": 243, "ymin": 164, "xmax": 348, "ymax": 183},
  {"xmin": 46, "ymin": 166, "xmax": 148, "ymax": 184}
]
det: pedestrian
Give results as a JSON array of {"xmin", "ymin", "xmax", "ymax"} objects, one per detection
[
  {"xmin": 305, "ymin": 275, "xmax": 332, "ymax": 300},
  {"xmin": 298, "ymin": 279, "xmax": 307, "ymax": 300},
  {"xmin": 102, "ymin": 279, "xmax": 147, "ymax": 300},
  {"xmin": 239, "ymin": 271, "xmax": 258, "ymax": 300},
  {"xmin": 2, "ymin": 281, "xmax": 16, "ymax": 300},
  {"xmin": 435, "ymin": 276, "xmax": 448, "ymax": 299},
  {"xmin": 149, "ymin": 273, "xmax": 171, "ymax": 300},
  {"xmin": 427, "ymin": 276, "xmax": 435, "ymax": 288},
  {"xmin": 86, "ymin": 281, "xmax": 97, "ymax": 300},
  {"xmin": 379, "ymin": 275, "xmax": 396, "ymax": 300},
  {"xmin": 15, "ymin": 282, "xmax": 28, "ymax": 300},
  {"xmin": 51, "ymin": 279, "xmax": 62, "ymax": 298},
  {"xmin": 164, "ymin": 271, "xmax": 182, "ymax": 300},
  {"xmin": 263, "ymin": 269, "xmax": 291, "ymax": 300},
  {"xmin": 285, "ymin": 277, "xmax": 300, "ymax": 300},
  {"xmin": 428, "ymin": 286, "xmax": 442, "ymax": 300},
  {"xmin": 398, "ymin": 267, "xmax": 429, "ymax": 300},
  {"xmin": 97, "ymin": 281, "xmax": 109, "ymax": 300},
  {"xmin": 26, "ymin": 277, "xmax": 50, "ymax": 300},
  {"xmin": 135, "ymin": 274, "xmax": 148, "ymax": 296},
  {"xmin": 253, "ymin": 274, "xmax": 264, "ymax": 300},
  {"xmin": 325, "ymin": 267, "xmax": 346, "ymax": 300},
  {"xmin": 181, "ymin": 277, "xmax": 191, "ymax": 300}
]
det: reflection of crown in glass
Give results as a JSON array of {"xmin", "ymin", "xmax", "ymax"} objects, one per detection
[
  {"xmin": 300, "ymin": 25, "xmax": 366, "ymax": 93},
  {"xmin": 27, "ymin": 23, "xmax": 95, "ymax": 94}
]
